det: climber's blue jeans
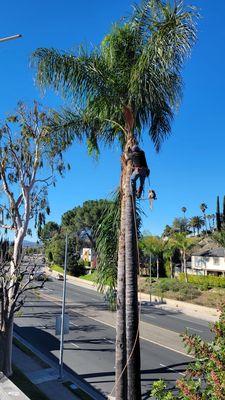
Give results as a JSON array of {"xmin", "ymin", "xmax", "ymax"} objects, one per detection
[{"xmin": 130, "ymin": 167, "xmax": 146, "ymax": 196}]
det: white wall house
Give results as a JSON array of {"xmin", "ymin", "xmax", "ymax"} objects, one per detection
[{"xmin": 191, "ymin": 248, "xmax": 225, "ymax": 276}]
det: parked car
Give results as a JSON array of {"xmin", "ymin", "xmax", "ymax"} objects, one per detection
[{"xmin": 57, "ymin": 273, "xmax": 64, "ymax": 281}]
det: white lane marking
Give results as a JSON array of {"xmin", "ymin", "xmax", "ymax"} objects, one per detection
[
  {"xmin": 70, "ymin": 322, "xmax": 78, "ymax": 327},
  {"xmin": 160, "ymin": 363, "xmax": 185, "ymax": 376},
  {"xmin": 170, "ymin": 314, "xmax": 207, "ymax": 327},
  {"xmin": 103, "ymin": 337, "xmax": 114, "ymax": 344},
  {"xmin": 71, "ymin": 343, "xmax": 80, "ymax": 348},
  {"xmin": 143, "ymin": 314, "xmax": 156, "ymax": 319},
  {"xmin": 186, "ymin": 326, "xmax": 203, "ymax": 333},
  {"xmin": 68, "ymin": 310, "xmax": 193, "ymax": 359}
]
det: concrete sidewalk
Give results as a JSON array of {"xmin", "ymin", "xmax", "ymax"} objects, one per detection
[
  {"xmin": 49, "ymin": 270, "xmax": 220, "ymax": 323},
  {"xmin": 13, "ymin": 332, "xmax": 106, "ymax": 400},
  {"xmin": 0, "ymin": 372, "xmax": 29, "ymax": 400}
]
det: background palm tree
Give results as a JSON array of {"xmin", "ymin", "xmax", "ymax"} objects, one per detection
[
  {"xmin": 181, "ymin": 206, "xmax": 187, "ymax": 218},
  {"xmin": 32, "ymin": 2, "xmax": 197, "ymax": 398},
  {"xmin": 171, "ymin": 233, "xmax": 195, "ymax": 282},
  {"xmin": 140, "ymin": 236, "xmax": 164, "ymax": 279},
  {"xmin": 189, "ymin": 216, "xmax": 204, "ymax": 236},
  {"xmin": 163, "ymin": 239, "xmax": 177, "ymax": 278},
  {"xmin": 200, "ymin": 203, "xmax": 208, "ymax": 234}
]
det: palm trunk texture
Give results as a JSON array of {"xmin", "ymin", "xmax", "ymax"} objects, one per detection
[
  {"xmin": 125, "ymin": 158, "xmax": 141, "ymax": 400},
  {"xmin": 115, "ymin": 163, "xmax": 127, "ymax": 400}
]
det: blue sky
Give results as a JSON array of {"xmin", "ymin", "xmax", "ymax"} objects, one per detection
[{"xmin": 0, "ymin": 0, "xmax": 225, "ymax": 238}]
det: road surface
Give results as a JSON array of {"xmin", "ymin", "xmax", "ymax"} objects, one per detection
[{"xmin": 15, "ymin": 279, "xmax": 213, "ymax": 399}]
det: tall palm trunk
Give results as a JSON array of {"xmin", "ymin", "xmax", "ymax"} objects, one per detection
[
  {"xmin": 115, "ymin": 162, "xmax": 127, "ymax": 400},
  {"xmin": 124, "ymin": 153, "xmax": 141, "ymax": 400}
]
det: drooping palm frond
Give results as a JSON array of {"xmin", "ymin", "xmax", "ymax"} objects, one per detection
[{"xmin": 32, "ymin": 47, "xmax": 113, "ymax": 104}]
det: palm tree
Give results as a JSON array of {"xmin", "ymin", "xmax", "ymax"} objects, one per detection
[
  {"xmin": 163, "ymin": 239, "xmax": 177, "ymax": 278},
  {"xmin": 140, "ymin": 236, "xmax": 164, "ymax": 279},
  {"xmin": 181, "ymin": 206, "xmax": 187, "ymax": 218},
  {"xmin": 171, "ymin": 233, "xmax": 195, "ymax": 282},
  {"xmin": 32, "ymin": 2, "xmax": 197, "ymax": 398},
  {"xmin": 200, "ymin": 203, "xmax": 208, "ymax": 234},
  {"xmin": 189, "ymin": 216, "xmax": 204, "ymax": 236}
]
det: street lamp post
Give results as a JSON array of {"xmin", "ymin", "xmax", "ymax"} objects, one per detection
[
  {"xmin": 0, "ymin": 34, "xmax": 22, "ymax": 43},
  {"xmin": 58, "ymin": 232, "xmax": 68, "ymax": 380},
  {"xmin": 149, "ymin": 253, "xmax": 152, "ymax": 303}
]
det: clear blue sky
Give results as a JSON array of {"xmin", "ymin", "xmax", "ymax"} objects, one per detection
[{"xmin": 1, "ymin": 0, "xmax": 225, "ymax": 237}]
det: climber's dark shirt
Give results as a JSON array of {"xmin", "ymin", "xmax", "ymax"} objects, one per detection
[{"xmin": 127, "ymin": 149, "xmax": 148, "ymax": 169}]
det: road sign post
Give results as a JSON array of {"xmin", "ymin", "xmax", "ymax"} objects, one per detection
[{"xmin": 58, "ymin": 232, "xmax": 68, "ymax": 380}]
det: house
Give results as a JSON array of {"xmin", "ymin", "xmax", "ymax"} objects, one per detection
[{"xmin": 191, "ymin": 247, "xmax": 225, "ymax": 276}]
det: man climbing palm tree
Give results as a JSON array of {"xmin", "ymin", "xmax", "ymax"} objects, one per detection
[{"xmin": 125, "ymin": 145, "xmax": 150, "ymax": 198}]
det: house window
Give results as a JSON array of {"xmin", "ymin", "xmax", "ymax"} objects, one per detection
[{"xmin": 213, "ymin": 257, "xmax": 220, "ymax": 265}]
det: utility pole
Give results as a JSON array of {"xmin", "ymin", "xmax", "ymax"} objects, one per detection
[
  {"xmin": 58, "ymin": 232, "xmax": 68, "ymax": 380},
  {"xmin": 0, "ymin": 34, "xmax": 22, "ymax": 43}
]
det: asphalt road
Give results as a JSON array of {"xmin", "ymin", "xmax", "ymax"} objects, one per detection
[{"xmin": 14, "ymin": 279, "xmax": 213, "ymax": 399}]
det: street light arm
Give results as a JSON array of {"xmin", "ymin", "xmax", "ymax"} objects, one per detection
[{"xmin": 0, "ymin": 34, "xmax": 22, "ymax": 43}]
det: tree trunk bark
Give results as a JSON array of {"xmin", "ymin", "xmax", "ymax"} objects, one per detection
[
  {"xmin": 0, "ymin": 317, "xmax": 14, "ymax": 376},
  {"xmin": 170, "ymin": 257, "xmax": 173, "ymax": 279},
  {"xmin": 184, "ymin": 252, "xmax": 188, "ymax": 283},
  {"xmin": 125, "ymin": 157, "xmax": 141, "ymax": 400},
  {"xmin": 115, "ymin": 162, "xmax": 127, "ymax": 400},
  {"xmin": 156, "ymin": 257, "xmax": 159, "ymax": 279}
]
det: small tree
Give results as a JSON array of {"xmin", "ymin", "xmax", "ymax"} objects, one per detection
[{"xmin": 0, "ymin": 103, "xmax": 68, "ymax": 376}]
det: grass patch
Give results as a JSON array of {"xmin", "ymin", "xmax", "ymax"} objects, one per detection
[
  {"xmin": 13, "ymin": 338, "xmax": 48, "ymax": 369},
  {"xmin": 63, "ymin": 381, "xmax": 93, "ymax": 400},
  {"xmin": 79, "ymin": 271, "xmax": 97, "ymax": 282},
  {"xmin": 10, "ymin": 366, "xmax": 49, "ymax": 400},
  {"xmin": 51, "ymin": 264, "xmax": 64, "ymax": 274}
]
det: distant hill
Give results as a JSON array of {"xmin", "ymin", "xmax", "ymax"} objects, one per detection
[{"xmin": 23, "ymin": 240, "xmax": 42, "ymax": 248}]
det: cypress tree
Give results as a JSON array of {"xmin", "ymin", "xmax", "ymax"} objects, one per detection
[
  {"xmin": 216, "ymin": 195, "xmax": 221, "ymax": 231},
  {"xmin": 223, "ymin": 195, "xmax": 225, "ymax": 223}
]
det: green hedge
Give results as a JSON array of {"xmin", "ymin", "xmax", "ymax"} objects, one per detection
[{"xmin": 178, "ymin": 273, "xmax": 225, "ymax": 289}]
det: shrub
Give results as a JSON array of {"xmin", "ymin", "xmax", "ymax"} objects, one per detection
[{"xmin": 178, "ymin": 273, "xmax": 225, "ymax": 289}]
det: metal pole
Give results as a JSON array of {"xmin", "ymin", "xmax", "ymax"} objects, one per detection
[
  {"xmin": 59, "ymin": 232, "xmax": 68, "ymax": 380},
  {"xmin": 0, "ymin": 34, "xmax": 22, "ymax": 43},
  {"xmin": 149, "ymin": 253, "xmax": 152, "ymax": 303}
]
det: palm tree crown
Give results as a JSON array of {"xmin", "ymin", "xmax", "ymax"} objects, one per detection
[{"xmin": 32, "ymin": 0, "xmax": 197, "ymax": 152}]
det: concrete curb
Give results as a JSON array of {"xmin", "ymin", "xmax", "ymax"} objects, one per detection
[{"xmin": 0, "ymin": 372, "xmax": 29, "ymax": 400}]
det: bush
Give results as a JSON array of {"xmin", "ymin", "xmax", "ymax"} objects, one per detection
[
  {"xmin": 178, "ymin": 273, "xmax": 225, "ymax": 289},
  {"xmin": 150, "ymin": 279, "xmax": 201, "ymax": 301}
]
